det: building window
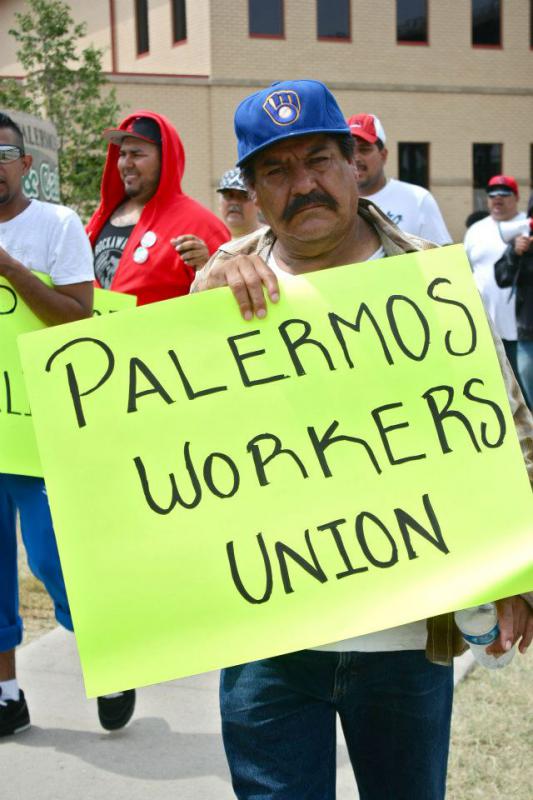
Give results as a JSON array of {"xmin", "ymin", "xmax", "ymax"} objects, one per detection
[
  {"xmin": 398, "ymin": 143, "xmax": 429, "ymax": 188},
  {"xmin": 172, "ymin": 0, "xmax": 186, "ymax": 43},
  {"xmin": 473, "ymin": 143, "xmax": 502, "ymax": 208},
  {"xmin": 249, "ymin": 0, "xmax": 284, "ymax": 38},
  {"xmin": 317, "ymin": 0, "xmax": 350, "ymax": 40},
  {"xmin": 396, "ymin": 0, "xmax": 428, "ymax": 44},
  {"xmin": 135, "ymin": 0, "xmax": 149, "ymax": 55},
  {"xmin": 472, "ymin": 0, "xmax": 501, "ymax": 46}
]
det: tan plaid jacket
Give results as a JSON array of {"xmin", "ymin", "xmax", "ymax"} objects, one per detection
[{"xmin": 193, "ymin": 198, "xmax": 533, "ymax": 665}]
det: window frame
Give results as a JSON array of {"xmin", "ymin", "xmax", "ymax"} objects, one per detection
[
  {"xmin": 317, "ymin": 0, "xmax": 352, "ymax": 43},
  {"xmin": 472, "ymin": 142, "xmax": 504, "ymax": 209},
  {"xmin": 396, "ymin": 0, "xmax": 429, "ymax": 47},
  {"xmin": 135, "ymin": 0, "xmax": 150, "ymax": 57},
  {"xmin": 248, "ymin": 0, "xmax": 285, "ymax": 40},
  {"xmin": 171, "ymin": 0, "xmax": 187, "ymax": 47},
  {"xmin": 471, "ymin": 0, "xmax": 502, "ymax": 50},
  {"xmin": 398, "ymin": 141, "xmax": 430, "ymax": 189}
]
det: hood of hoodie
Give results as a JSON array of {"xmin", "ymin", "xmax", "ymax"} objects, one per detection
[{"xmin": 86, "ymin": 110, "xmax": 185, "ymax": 243}]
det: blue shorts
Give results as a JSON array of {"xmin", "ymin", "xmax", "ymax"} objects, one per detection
[{"xmin": 0, "ymin": 473, "xmax": 73, "ymax": 652}]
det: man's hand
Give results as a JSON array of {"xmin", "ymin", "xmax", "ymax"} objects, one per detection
[
  {"xmin": 486, "ymin": 596, "xmax": 533, "ymax": 656},
  {"xmin": 513, "ymin": 235, "xmax": 532, "ymax": 256},
  {"xmin": 171, "ymin": 235, "xmax": 210, "ymax": 270},
  {"xmin": 199, "ymin": 254, "xmax": 280, "ymax": 320},
  {"xmin": 0, "ymin": 246, "xmax": 93, "ymax": 325}
]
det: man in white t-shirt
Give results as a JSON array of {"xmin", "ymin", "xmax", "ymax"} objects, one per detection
[
  {"xmin": 0, "ymin": 112, "xmax": 133, "ymax": 737},
  {"xmin": 464, "ymin": 174, "xmax": 525, "ymax": 375},
  {"xmin": 193, "ymin": 80, "xmax": 533, "ymax": 800},
  {"xmin": 347, "ymin": 113, "xmax": 452, "ymax": 245}
]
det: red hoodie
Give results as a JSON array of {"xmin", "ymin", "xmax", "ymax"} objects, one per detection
[{"xmin": 86, "ymin": 110, "xmax": 230, "ymax": 306}]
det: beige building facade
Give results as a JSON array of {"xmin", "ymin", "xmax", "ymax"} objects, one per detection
[{"xmin": 1, "ymin": 0, "xmax": 532, "ymax": 239}]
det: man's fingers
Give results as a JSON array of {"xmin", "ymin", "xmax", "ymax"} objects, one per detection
[
  {"xmin": 514, "ymin": 235, "xmax": 532, "ymax": 255},
  {"xmin": 239, "ymin": 258, "xmax": 269, "ymax": 319},
  {"xmin": 489, "ymin": 598, "xmax": 514, "ymax": 654},
  {"xmin": 171, "ymin": 234, "xmax": 198, "ymax": 245},
  {"xmin": 203, "ymin": 255, "xmax": 279, "ymax": 319},
  {"xmin": 498, "ymin": 598, "xmax": 515, "ymax": 650},
  {"xmin": 225, "ymin": 267, "xmax": 257, "ymax": 321},
  {"xmin": 236, "ymin": 255, "xmax": 280, "ymax": 319},
  {"xmin": 171, "ymin": 236, "xmax": 209, "ymax": 270},
  {"xmin": 487, "ymin": 597, "xmax": 533, "ymax": 656},
  {"xmin": 254, "ymin": 258, "xmax": 280, "ymax": 303},
  {"xmin": 518, "ymin": 613, "xmax": 533, "ymax": 654},
  {"xmin": 174, "ymin": 239, "xmax": 208, "ymax": 257},
  {"xmin": 512, "ymin": 598, "xmax": 533, "ymax": 654},
  {"xmin": 175, "ymin": 240, "xmax": 199, "ymax": 253},
  {"xmin": 176, "ymin": 240, "xmax": 207, "ymax": 255}
]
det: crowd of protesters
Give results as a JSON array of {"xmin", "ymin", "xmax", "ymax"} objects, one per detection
[{"xmin": 1, "ymin": 81, "xmax": 532, "ymax": 800}]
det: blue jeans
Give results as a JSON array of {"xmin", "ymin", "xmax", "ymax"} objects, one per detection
[
  {"xmin": 0, "ymin": 473, "xmax": 73, "ymax": 652},
  {"xmin": 502, "ymin": 339, "xmax": 530, "ymax": 403},
  {"xmin": 220, "ymin": 649, "xmax": 453, "ymax": 800},
  {"xmin": 516, "ymin": 340, "xmax": 533, "ymax": 409}
]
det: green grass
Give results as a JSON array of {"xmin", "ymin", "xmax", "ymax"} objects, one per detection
[{"xmin": 447, "ymin": 654, "xmax": 533, "ymax": 799}]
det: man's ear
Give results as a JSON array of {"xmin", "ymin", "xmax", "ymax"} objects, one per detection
[
  {"xmin": 21, "ymin": 153, "xmax": 33, "ymax": 175},
  {"xmin": 381, "ymin": 147, "xmax": 389, "ymax": 166},
  {"xmin": 349, "ymin": 159, "xmax": 359, "ymax": 182}
]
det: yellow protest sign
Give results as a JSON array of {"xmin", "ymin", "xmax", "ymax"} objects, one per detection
[
  {"xmin": 18, "ymin": 246, "xmax": 533, "ymax": 697},
  {"xmin": 0, "ymin": 273, "xmax": 136, "ymax": 476}
]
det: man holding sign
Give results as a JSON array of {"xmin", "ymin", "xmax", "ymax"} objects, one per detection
[
  {"xmin": 193, "ymin": 81, "xmax": 533, "ymax": 800},
  {"xmin": 0, "ymin": 112, "xmax": 132, "ymax": 736}
]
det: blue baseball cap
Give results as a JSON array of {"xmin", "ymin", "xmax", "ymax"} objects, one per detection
[{"xmin": 235, "ymin": 80, "xmax": 350, "ymax": 167}]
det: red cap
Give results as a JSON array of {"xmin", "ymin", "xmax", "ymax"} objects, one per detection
[
  {"xmin": 487, "ymin": 175, "xmax": 519, "ymax": 198},
  {"xmin": 346, "ymin": 113, "xmax": 386, "ymax": 145}
]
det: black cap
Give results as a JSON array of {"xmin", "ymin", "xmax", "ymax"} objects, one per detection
[{"xmin": 103, "ymin": 117, "xmax": 162, "ymax": 147}]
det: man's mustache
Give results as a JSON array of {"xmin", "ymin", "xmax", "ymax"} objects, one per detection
[
  {"xmin": 227, "ymin": 205, "xmax": 243, "ymax": 214},
  {"xmin": 283, "ymin": 191, "xmax": 338, "ymax": 222}
]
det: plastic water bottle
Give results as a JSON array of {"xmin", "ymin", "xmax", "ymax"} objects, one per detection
[{"xmin": 454, "ymin": 603, "xmax": 515, "ymax": 669}]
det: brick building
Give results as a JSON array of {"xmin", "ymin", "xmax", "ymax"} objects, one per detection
[{"xmin": 1, "ymin": 0, "xmax": 532, "ymax": 239}]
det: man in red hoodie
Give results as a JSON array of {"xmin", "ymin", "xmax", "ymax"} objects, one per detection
[{"xmin": 87, "ymin": 112, "xmax": 229, "ymax": 306}]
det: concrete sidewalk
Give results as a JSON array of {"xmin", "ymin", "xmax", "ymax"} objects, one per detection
[{"xmin": 3, "ymin": 629, "xmax": 474, "ymax": 800}]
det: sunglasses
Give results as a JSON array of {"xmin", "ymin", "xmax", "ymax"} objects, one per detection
[
  {"xmin": 487, "ymin": 189, "xmax": 514, "ymax": 198},
  {"xmin": 0, "ymin": 145, "xmax": 25, "ymax": 163}
]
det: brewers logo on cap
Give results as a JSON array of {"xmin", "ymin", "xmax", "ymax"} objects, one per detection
[{"xmin": 262, "ymin": 90, "xmax": 301, "ymax": 126}]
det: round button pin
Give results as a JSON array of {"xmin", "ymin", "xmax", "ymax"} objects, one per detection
[
  {"xmin": 141, "ymin": 231, "xmax": 157, "ymax": 248},
  {"xmin": 133, "ymin": 246, "xmax": 149, "ymax": 264}
]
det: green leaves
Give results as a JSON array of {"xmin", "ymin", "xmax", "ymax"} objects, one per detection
[{"xmin": 0, "ymin": 0, "xmax": 121, "ymax": 221}]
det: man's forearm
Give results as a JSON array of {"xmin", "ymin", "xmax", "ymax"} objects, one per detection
[{"xmin": 0, "ymin": 258, "xmax": 93, "ymax": 326}]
